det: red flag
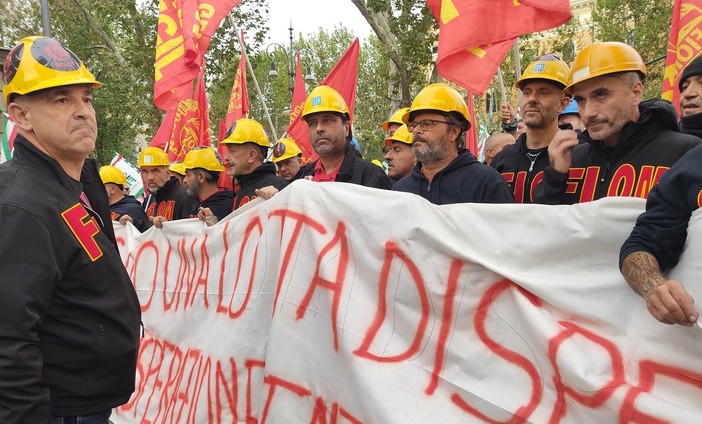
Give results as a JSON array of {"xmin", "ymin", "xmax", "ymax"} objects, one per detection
[
  {"xmin": 662, "ymin": 0, "xmax": 702, "ymax": 115},
  {"xmin": 465, "ymin": 93, "xmax": 478, "ymax": 156},
  {"xmin": 216, "ymin": 119, "xmax": 234, "ymax": 190},
  {"xmin": 224, "ymin": 32, "xmax": 250, "ymax": 130},
  {"xmin": 285, "ymin": 38, "xmax": 360, "ymax": 162},
  {"xmin": 154, "ymin": 0, "xmax": 242, "ymax": 110},
  {"xmin": 167, "ymin": 62, "xmax": 211, "ymax": 161},
  {"xmin": 150, "ymin": 108, "xmax": 176, "ymax": 149},
  {"xmin": 426, "ymin": 0, "xmax": 571, "ymax": 94}
]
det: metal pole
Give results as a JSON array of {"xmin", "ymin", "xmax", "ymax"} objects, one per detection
[
  {"xmin": 288, "ymin": 22, "xmax": 294, "ymax": 95},
  {"xmin": 228, "ymin": 14, "xmax": 278, "ymax": 142},
  {"xmin": 513, "ymin": 37, "xmax": 522, "ymax": 110},
  {"xmin": 496, "ymin": 68, "xmax": 507, "ymax": 105},
  {"xmin": 40, "ymin": 0, "xmax": 52, "ymax": 37}
]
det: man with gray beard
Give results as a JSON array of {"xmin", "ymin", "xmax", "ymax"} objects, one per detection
[{"xmin": 392, "ymin": 83, "xmax": 513, "ymax": 205}]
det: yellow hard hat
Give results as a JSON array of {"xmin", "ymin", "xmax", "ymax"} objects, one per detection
[
  {"xmin": 2, "ymin": 36, "xmax": 101, "ymax": 104},
  {"xmin": 182, "ymin": 147, "xmax": 225, "ymax": 172},
  {"xmin": 403, "ymin": 83, "xmax": 471, "ymax": 130},
  {"xmin": 516, "ymin": 59, "xmax": 570, "ymax": 90},
  {"xmin": 138, "ymin": 146, "xmax": 170, "ymax": 167},
  {"xmin": 271, "ymin": 137, "xmax": 302, "ymax": 163},
  {"xmin": 99, "ymin": 165, "xmax": 127, "ymax": 186},
  {"xmin": 384, "ymin": 124, "xmax": 413, "ymax": 146},
  {"xmin": 169, "ymin": 161, "xmax": 186, "ymax": 176},
  {"xmin": 382, "ymin": 108, "xmax": 410, "ymax": 131},
  {"xmin": 220, "ymin": 118, "xmax": 270, "ymax": 147},
  {"xmin": 301, "ymin": 85, "xmax": 349, "ymax": 120},
  {"xmin": 566, "ymin": 42, "xmax": 647, "ymax": 91}
]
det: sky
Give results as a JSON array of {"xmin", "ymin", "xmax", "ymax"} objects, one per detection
[{"xmin": 265, "ymin": 0, "xmax": 373, "ymax": 47}]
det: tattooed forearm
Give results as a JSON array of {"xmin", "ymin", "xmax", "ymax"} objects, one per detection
[{"xmin": 621, "ymin": 251, "xmax": 667, "ymax": 299}]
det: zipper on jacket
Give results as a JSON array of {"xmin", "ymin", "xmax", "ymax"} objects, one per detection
[
  {"xmin": 98, "ymin": 322, "xmax": 105, "ymax": 336},
  {"xmin": 600, "ymin": 160, "xmax": 610, "ymax": 183}
]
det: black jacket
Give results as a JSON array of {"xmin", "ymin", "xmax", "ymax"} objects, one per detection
[
  {"xmin": 142, "ymin": 176, "xmax": 196, "ymax": 222},
  {"xmin": 490, "ymin": 132, "xmax": 549, "ymax": 203},
  {"xmin": 191, "ymin": 188, "xmax": 235, "ymax": 220},
  {"xmin": 680, "ymin": 111, "xmax": 702, "ymax": 139},
  {"xmin": 300, "ymin": 145, "xmax": 393, "ymax": 189},
  {"xmin": 0, "ymin": 136, "xmax": 141, "ymax": 422},
  {"xmin": 111, "ymin": 195, "xmax": 149, "ymax": 232},
  {"xmin": 620, "ymin": 144, "xmax": 702, "ymax": 270},
  {"xmin": 535, "ymin": 99, "xmax": 701, "ymax": 204},
  {"xmin": 80, "ymin": 159, "xmax": 118, "ymax": 248},
  {"xmin": 393, "ymin": 150, "xmax": 515, "ymax": 205},
  {"xmin": 235, "ymin": 162, "xmax": 288, "ymax": 209}
]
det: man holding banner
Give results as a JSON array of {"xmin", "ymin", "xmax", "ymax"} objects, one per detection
[
  {"xmin": 535, "ymin": 42, "xmax": 701, "ymax": 204},
  {"xmin": 300, "ymin": 86, "xmax": 393, "ymax": 189},
  {"xmin": 393, "ymin": 83, "xmax": 513, "ymax": 204},
  {"xmin": 0, "ymin": 36, "xmax": 140, "ymax": 423}
]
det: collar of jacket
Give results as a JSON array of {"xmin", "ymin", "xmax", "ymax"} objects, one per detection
[
  {"xmin": 412, "ymin": 150, "xmax": 479, "ymax": 181},
  {"xmin": 680, "ymin": 111, "xmax": 702, "ymax": 139},
  {"xmin": 236, "ymin": 162, "xmax": 278, "ymax": 188},
  {"xmin": 580, "ymin": 98, "xmax": 680, "ymax": 155},
  {"xmin": 11, "ymin": 135, "xmax": 83, "ymax": 197}
]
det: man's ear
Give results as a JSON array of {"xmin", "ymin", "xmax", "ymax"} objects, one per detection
[{"xmin": 7, "ymin": 101, "xmax": 33, "ymax": 132}]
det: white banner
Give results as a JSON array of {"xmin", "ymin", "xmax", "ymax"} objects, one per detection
[
  {"xmin": 112, "ymin": 180, "xmax": 702, "ymax": 424},
  {"xmin": 110, "ymin": 153, "xmax": 145, "ymax": 198}
]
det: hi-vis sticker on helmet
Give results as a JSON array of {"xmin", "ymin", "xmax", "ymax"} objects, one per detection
[
  {"xmin": 32, "ymin": 38, "xmax": 82, "ymax": 72},
  {"xmin": 273, "ymin": 142, "xmax": 287, "ymax": 158},
  {"xmin": 533, "ymin": 63, "xmax": 546, "ymax": 73},
  {"xmin": 143, "ymin": 155, "xmax": 154, "ymax": 164},
  {"xmin": 572, "ymin": 67, "xmax": 590, "ymax": 83},
  {"xmin": 311, "ymin": 96, "xmax": 322, "ymax": 106},
  {"xmin": 2, "ymin": 44, "xmax": 23, "ymax": 85}
]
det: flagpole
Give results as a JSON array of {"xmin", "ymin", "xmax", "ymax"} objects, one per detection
[
  {"xmin": 496, "ymin": 68, "xmax": 507, "ymax": 105},
  {"xmin": 513, "ymin": 37, "xmax": 522, "ymax": 108},
  {"xmin": 228, "ymin": 15, "xmax": 278, "ymax": 142}
]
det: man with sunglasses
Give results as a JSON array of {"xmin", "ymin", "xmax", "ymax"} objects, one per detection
[{"xmin": 392, "ymin": 83, "xmax": 513, "ymax": 205}]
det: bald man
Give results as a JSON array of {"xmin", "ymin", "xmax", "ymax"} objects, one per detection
[{"xmin": 483, "ymin": 133, "xmax": 515, "ymax": 166}]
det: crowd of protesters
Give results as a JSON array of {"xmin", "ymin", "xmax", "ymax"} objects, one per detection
[{"xmin": 2, "ymin": 35, "xmax": 702, "ymax": 423}]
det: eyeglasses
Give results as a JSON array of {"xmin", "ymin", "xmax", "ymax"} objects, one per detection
[{"xmin": 407, "ymin": 119, "xmax": 454, "ymax": 132}]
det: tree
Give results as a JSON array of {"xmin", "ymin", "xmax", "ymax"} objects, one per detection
[
  {"xmin": 591, "ymin": 0, "xmax": 673, "ymax": 100},
  {"xmin": 350, "ymin": 0, "xmax": 437, "ymax": 108},
  {"xmin": 1, "ymin": 0, "xmax": 268, "ymax": 165}
]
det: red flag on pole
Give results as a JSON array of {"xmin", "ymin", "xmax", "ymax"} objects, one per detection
[
  {"xmin": 224, "ymin": 31, "xmax": 250, "ymax": 130},
  {"xmin": 285, "ymin": 38, "xmax": 360, "ymax": 162},
  {"xmin": 426, "ymin": 0, "xmax": 571, "ymax": 94},
  {"xmin": 216, "ymin": 119, "xmax": 234, "ymax": 190},
  {"xmin": 465, "ymin": 93, "xmax": 478, "ymax": 156},
  {"xmin": 195, "ymin": 62, "xmax": 211, "ymax": 148},
  {"xmin": 166, "ymin": 62, "xmax": 211, "ymax": 161},
  {"xmin": 150, "ymin": 108, "xmax": 176, "ymax": 149},
  {"xmin": 662, "ymin": 0, "xmax": 702, "ymax": 115},
  {"xmin": 154, "ymin": 0, "xmax": 242, "ymax": 110}
]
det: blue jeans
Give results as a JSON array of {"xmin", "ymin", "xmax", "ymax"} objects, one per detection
[{"xmin": 53, "ymin": 409, "xmax": 111, "ymax": 424}]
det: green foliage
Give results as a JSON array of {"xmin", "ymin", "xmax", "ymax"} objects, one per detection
[
  {"xmin": 1, "ymin": 0, "xmax": 267, "ymax": 165},
  {"xmin": 591, "ymin": 0, "xmax": 673, "ymax": 100}
]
